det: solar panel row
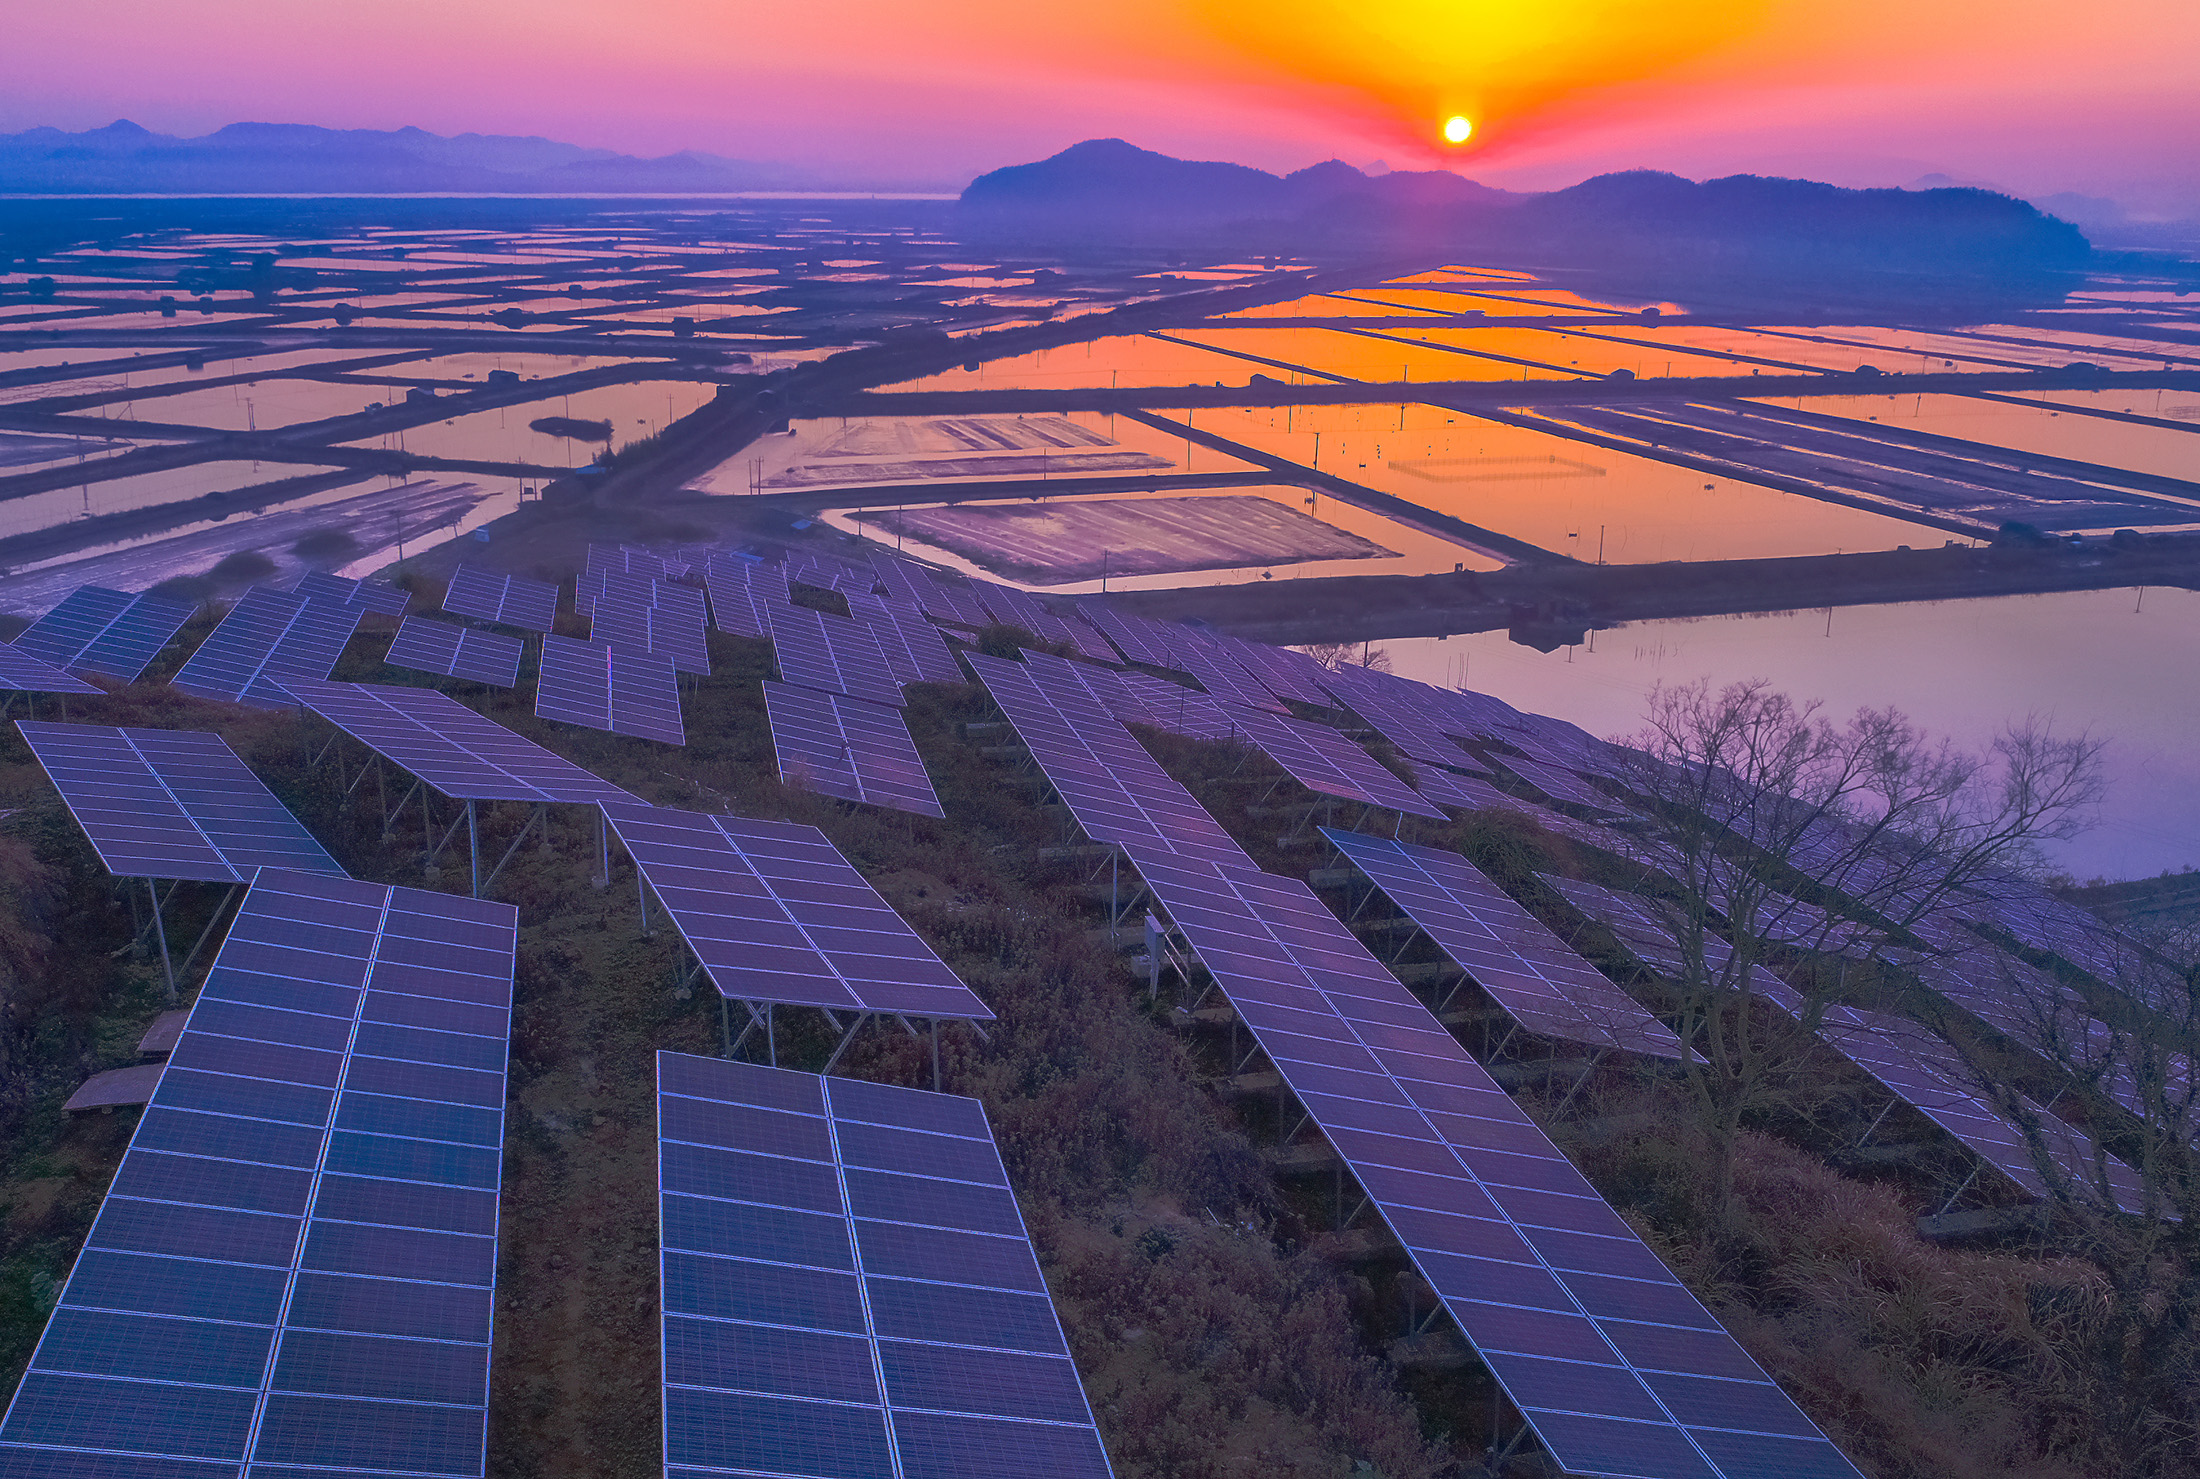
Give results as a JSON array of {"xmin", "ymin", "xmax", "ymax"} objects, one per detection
[
  {"xmin": 0, "ymin": 869, "xmax": 517, "ymax": 1477},
  {"xmin": 703, "ymin": 556, "xmax": 786, "ymax": 641},
  {"xmin": 1316, "ymin": 663, "xmax": 1487, "ymax": 771},
  {"xmin": 537, "ymin": 634, "xmax": 686, "ymax": 746},
  {"xmin": 385, "ymin": 616, "xmax": 524, "ymax": 688},
  {"xmin": 768, "ymin": 603, "xmax": 905, "ymax": 710},
  {"xmin": 279, "ymin": 678, "xmax": 637, "ymax": 806},
  {"xmin": 18, "ymin": 721, "xmax": 347, "ymax": 883},
  {"xmin": 872, "ymin": 552, "xmax": 990, "ymax": 629},
  {"xmin": 590, "ymin": 583, "xmax": 711, "ymax": 676},
  {"xmin": 172, "ymin": 586, "xmax": 366, "ymax": 709},
  {"xmin": 294, "ymin": 570, "xmax": 410, "ymax": 616},
  {"xmin": 967, "ymin": 579, "xmax": 1102, "ymax": 659},
  {"xmin": 1110, "ymin": 670, "xmax": 1244, "ymax": 740},
  {"xmin": 763, "ymin": 680, "xmax": 946, "ymax": 819},
  {"xmin": 579, "ymin": 543, "xmax": 684, "ymax": 614},
  {"xmin": 602, "ymin": 802, "xmax": 992, "ymax": 1020},
  {"xmin": 1543, "ymin": 875, "xmax": 1788, "ymax": 1003},
  {"xmin": 1227, "ymin": 707, "xmax": 1447, "ymax": 819},
  {"xmin": 1071, "ymin": 602, "xmax": 1174, "ymax": 668},
  {"xmin": 844, "ymin": 591, "xmax": 966, "ymax": 687},
  {"xmin": 1122, "ymin": 845, "xmax": 1866, "ymax": 1479},
  {"xmin": 1495, "ymin": 753, "xmax": 1622, "ymax": 816},
  {"xmin": 13, "ymin": 585, "xmax": 197, "ymax": 683},
  {"xmin": 1214, "ymin": 633, "xmax": 1331, "ymax": 708},
  {"xmin": 1150, "ymin": 628, "xmax": 1288, "ymax": 715},
  {"xmin": 970, "ymin": 652, "xmax": 1253, "ymax": 872},
  {"xmin": 1325, "ymin": 831, "xmax": 1682, "ymax": 1059},
  {"xmin": 0, "ymin": 642, "xmax": 101, "ymax": 696},
  {"xmin": 442, "ymin": 562, "xmax": 560, "ymax": 633},
  {"xmin": 656, "ymin": 1053, "xmax": 1113, "ymax": 1479}
]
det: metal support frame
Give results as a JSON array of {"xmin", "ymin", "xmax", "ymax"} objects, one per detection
[
  {"xmin": 144, "ymin": 877, "xmax": 176, "ymax": 1006},
  {"xmin": 1936, "ymin": 1163, "xmax": 1983, "ymax": 1216},
  {"xmin": 480, "ymin": 803, "xmax": 548, "ymax": 895}
]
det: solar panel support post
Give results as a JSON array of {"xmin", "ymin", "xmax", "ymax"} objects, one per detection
[
  {"xmin": 176, "ymin": 883, "xmax": 242, "ymax": 983},
  {"xmin": 1937, "ymin": 1163, "xmax": 1982, "ymax": 1216},
  {"xmin": 479, "ymin": 803, "xmax": 547, "ymax": 895},
  {"xmin": 593, "ymin": 808, "xmax": 609, "ymax": 889},
  {"xmin": 821, "ymin": 1012, "xmax": 869, "ymax": 1074},
  {"xmin": 144, "ymin": 877, "xmax": 176, "ymax": 1006},
  {"xmin": 930, "ymin": 1018, "xmax": 940, "ymax": 1091},
  {"xmin": 381, "ymin": 777, "xmax": 423, "ymax": 843},
  {"xmin": 468, "ymin": 800, "xmax": 480, "ymax": 897}
]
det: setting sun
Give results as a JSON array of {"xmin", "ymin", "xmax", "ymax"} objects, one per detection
[{"xmin": 1443, "ymin": 114, "xmax": 1474, "ymax": 143}]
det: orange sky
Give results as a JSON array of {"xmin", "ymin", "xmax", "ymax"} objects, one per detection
[{"xmin": 8, "ymin": 0, "xmax": 2197, "ymax": 209}]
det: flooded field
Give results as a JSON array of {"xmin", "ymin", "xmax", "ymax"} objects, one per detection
[{"xmin": 1377, "ymin": 586, "xmax": 2200, "ymax": 881}]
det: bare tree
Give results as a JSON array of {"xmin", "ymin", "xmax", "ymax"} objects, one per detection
[
  {"xmin": 1298, "ymin": 641, "xmax": 1393, "ymax": 674},
  {"xmin": 1608, "ymin": 678, "xmax": 2105, "ymax": 1221}
]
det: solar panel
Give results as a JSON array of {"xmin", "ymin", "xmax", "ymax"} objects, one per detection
[
  {"xmin": 0, "ymin": 869, "xmax": 516, "ymax": 1476},
  {"xmin": 1215, "ymin": 634, "xmax": 1332, "ymax": 707},
  {"xmin": 1809, "ymin": 1005, "xmax": 2151, "ymax": 1216},
  {"xmin": 294, "ymin": 569, "xmax": 409, "ymax": 616},
  {"xmin": 845, "ymin": 591, "xmax": 967, "ymax": 687},
  {"xmin": 14, "ymin": 585, "xmax": 197, "ymax": 682},
  {"xmin": 703, "ymin": 555, "xmax": 785, "ymax": 640},
  {"xmin": 385, "ymin": 616, "xmax": 524, "ymax": 688},
  {"xmin": 968, "ymin": 578, "xmax": 1091, "ymax": 654},
  {"xmin": 0, "ymin": 643, "xmax": 101, "ymax": 696},
  {"xmin": 768, "ymin": 603, "xmax": 906, "ymax": 709},
  {"xmin": 277, "ymin": 677, "xmax": 639, "ymax": 805},
  {"xmin": 537, "ymin": 634, "xmax": 686, "ymax": 746},
  {"xmin": 1324, "ymin": 830, "xmax": 1682, "ymax": 1059},
  {"xmin": 18, "ymin": 721, "xmax": 347, "ymax": 883},
  {"xmin": 1318, "ymin": 665, "xmax": 1487, "ymax": 771},
  {"xmin": 656, "ymin": 1053, "xmax": 1113, "ymax": 1479},
  {"xmin": 786, "ymin": 550, "xmax": 878, "ymax": 595},
  {"xmin": 590, "ymin": 585, "xmax": 711, "ymax": 676},
  {"xmin": 601, "ymin": 802, "xmax": 993, "ymax": 1019},
  {"xmin": 1544, "ymin": 876, "xmax": 1789, "ymax": 1002},
  {"xmin": 1112, "ymin": 671, "xmax": 1243, "ymax": 740},
  {"xmin": 1496, "ymin": 754, "xmax": 1622, "ymax": 815},
  {"xmin": 1151, "ymin": 627, "xmax": 1289, "ymax": 714},
  {"xmin": 1227, "ymin": 708, "xmax": 1447, "ymax": 818},
  {"xmin": 1072, "ymin": 602, "xmax": 1175, "ymax": 668},
  {"xmin": 970, "ymin": 652, "xmax": 1253, "ymax": 872},
  {"xmin": 873, "ymin": 551, "xmax": 990, "ymax": 629},
  {"xmin": 442, "ymin": 562, "xmax": 559, "ymax": 632},
  {"xmin": 764, "ymin": 680, "xmax": 946, "ymax": 818},
  {"xmin": 1120, "ymin": 844, "xmax": 1865, "ymax": 1479},
  {"xmin": 579, "ymin": 543, "xmax": 680, "ymax": 614},
  {"xmin": 172, "ymin": 586, "xmax": 366, "ymax": 709}
]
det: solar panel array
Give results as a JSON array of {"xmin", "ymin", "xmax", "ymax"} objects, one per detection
[
  {"xmin": 0, "ymin": 643, "xmax": 101, "ymax": 696},
  {"xmin": 1544, "ymin": 875, "xmax": 1789, "ymax": 1000},
  {"xmin": 969, "ymin": 652, "xmax": 1252, "ymax": 871},
  {"xmin": 968, "ymin": 578, "xmax": 1078, "ymax": 647},
  {"xmin": 385, "ymin": 616, "xmax": 524, "ymax": 688},
  {"xmin": 1121, "ymin": 844, "xmax": 1865, "ymax": 1479},
  {"xmin": 785, "ymin": 550, "xmax": 878, "ymax": 594},
  {"xmin": 763, "ymin": 680, "xmax": 946, "ymax": 819},
  {"xmin": 442, "ymin": 562, "xmax": 559, "ymax": 633},
  {"xmin": 0, "ymin": 869, "xmax": 517, "ymax": 1476},
  {"xmin": 579, "ymin": 543, "xmax": 688, "ymax": 614},
  {"xmin": 845, "ymin": 591, "xmax": 967, "ymax": 687},
  {"xmin": 280, "ymin": 678, "xmax": 638, "ymax": 805},
  {"xmin": 1072, "ymin": 601, "xmax": 1173, "ymax": 668},
  {"xmin": 768, "ymin": 603, "xmax": 906, "ymax": 710},
  {"xmin": 19, "ymin": 721, "xmax": 347, "ymax": 883},
  {"xmin": 1497, "ymin": 754, "xmax": 1623, "ymax": 815},
  {"xmin": 591, "ymin": 582, "xmax": 711, "ymax": 676},
  {"xmin": 656, "ymin": 1053, "xmax": 1113, "ymax": 1479},
  {"xmin": 1317, "ymin": 664, "xmax": 1487, "ymax": 770},
  {"xmin": 172, "ymin": 586, "xmax": 366, "ymax": 709},
  {"xmin": 1215, "ymin": 633, "xmax": 1331, "ymax": 708},
  {"xmin": 14, "ymin": 585, "xmax": 196, "ymax": 683},
  {"xmin": 295, "ymin": 570, "xmax": 409, "ymax": 616},
  {"xmin": 873, "ymin": 552, "xmax": 989, "ymax": 629},
  {"xmin": 703, "ymin": 555, "xmax": 787, "ymax": 641},
  {"xmin": 1227, "ymin": 707, "xmax": 1447, "ymax": 819},
  {"xmin": 1153, "ymin": 629, "xmax": 1288, "ymax": 714},
  {"xmin": 1324, "ymin": 830, "xmax": 1682, "ymax": 1059},
  {"xmin": 537, "ymin": 634, "xmax": 686, "ymax": 746},
  {"xmin": 1806, "ymin": 1003, "xmax": 2151, "ymax": 1215},
  {"xmin": 1111, "ymin": 671, "xmax": 1244, "ymax": 740},
  {"xmin": 603, "ymin": 802, "xmax": 991, "ymax": 1018}
]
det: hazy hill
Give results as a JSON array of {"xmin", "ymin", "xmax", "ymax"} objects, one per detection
[{"xmin": 0, "ymin": 120, "xmax": 851, "ymax": 194}]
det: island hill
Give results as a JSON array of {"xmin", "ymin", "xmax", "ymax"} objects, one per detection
[{"xmin": 960, "ymin": 138, "xmax": 2092, "ymax": 287}]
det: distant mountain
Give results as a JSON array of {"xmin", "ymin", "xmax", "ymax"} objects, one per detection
[
  {"xmin": 0, "ymin": 121, "xmax": 877, "ymax": 194},
  {"xmin": 961, "ymin": 140, "xmax": 2090, "ymax": 281},
  {"xmin": 960, "ymin": 138, "xmax": 1519, "ymax": 232}
]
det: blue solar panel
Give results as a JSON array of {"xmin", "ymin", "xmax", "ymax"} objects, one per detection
[
  {"xmin": 873, "ymin": 552, "xmax": 988, "ymax": 629},
  {"xmin": 385, "ymin": 616, "xmax": 524, "ymax": 688},
  {"xmin": 537, "ymin": 634, "xmax": 686, "ymax": 746},
  {"xmin": 968, "ymin": 652, "xmax": 1253, "ymax": 872},
  {"xmin": 1072, "ymin": 602, "xmax": 1174, "ymax": 668},
  {"xmin": 1121, "ymin": 845, "xmax": 1866, "ymax": 1479},
  {"xmin": 18, "ymin": 721, "xmax": 347, "ymax": 883},
  {"xmin": 172, "ymin": 587, "xmax": 365, "ymax": 709},
  {"xmin": 0, "ymin": 643, "xmax": 101, "ymax": 696},
  {"xmin": 589, "ymin": 583, "xmax": 710, "ymax": 676},
  {"xmin": 763, "ymin": 680, "xmax": 946, "ymax": 818},
  {"xmin": 442, "ymin": 562, "xmax": 559, "ymax": 633},
  {"xmin": 768, "ymin": 604, "xmax": 905, "ymax": 710},
  {"xmin": 1324, "ymin": 830, "xmax": 1680, "ymax": 1058},
  {"xmin": 277, "ymin": 678, "xmax": 638, "ymax": 806},
  {"xmin": 703, "ymin": 556, "xmax": 784, "ymax": 640},
  {"xmin": 656, "ymin": 1053, "xmax": 1112, "ymax": 1479},
  {"xmin": 14, "ymin": 585, "xmax": 196, "ymax": 683},
  {"xmin": 294, "ymin": 570, "xmax": 409, "ymax": 616},
  {"xmin": 603, "ymin": 803, "xmax": 993, "ymax": 1020},
  {"xmin": 1229, "ymin": 709, "xmax": 1447, "ymax": 818},
  {"xmin": 844, "ymin": 591, "xmax": 966, "ymax": 687},
  {"xmin": 0, "ymin": 870, "xmax": 516, "ymax": 1476}
]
